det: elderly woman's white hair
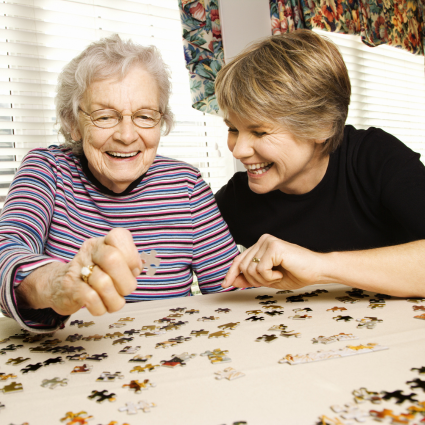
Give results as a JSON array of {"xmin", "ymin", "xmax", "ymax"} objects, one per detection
[{"xmin": 56, "ymin": 34, "xmax": 174, "ymax": 154}]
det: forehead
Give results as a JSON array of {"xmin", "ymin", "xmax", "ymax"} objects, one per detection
[
  {"xmin": 83, "ymin": 66, "xmax": 159, "ymax": 110},
  {"xmin": 225, "ymin": 111, "xmax": 268, "ymax": 129}
]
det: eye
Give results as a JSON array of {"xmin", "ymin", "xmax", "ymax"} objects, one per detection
[
  {"xmin": 227, "ymin": 127, "xmax": 238, "ymax": 133},
  {"xmin": 253, "ymin": 131, "xmax": 267, "ymax": 138},
  {"xmin": 134, "ymin": 113, "xmax": 155, "ymax": 122}
]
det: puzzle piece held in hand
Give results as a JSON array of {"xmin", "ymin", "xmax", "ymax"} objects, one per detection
[{"xmin": 139, "ymin": 250, "xmax": 160, "ymax": 276}]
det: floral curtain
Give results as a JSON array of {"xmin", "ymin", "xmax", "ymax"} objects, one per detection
[
  {"xmin": 270, "ymin": 0, "xmax": 425, "ymax": 55},
  {"xmin": 179, "ymin": 0, "xmax": 424, "ymax": 114},
  {"xmin": 178, "ymin": 0, "xmax": 224, "ymax": 114}
]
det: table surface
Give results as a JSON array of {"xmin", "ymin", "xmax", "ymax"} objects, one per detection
[{"xmin": 0, "ymin": 283, "xmax": 424, "ymax": 425}]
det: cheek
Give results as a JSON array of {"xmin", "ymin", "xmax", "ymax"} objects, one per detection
[
  {"xmin": 227, "ymin": 134, "xmax": 236, "ymax": 152},
  {"xmin": 143, "ymin": 129, "xmax": 161, "ymax": 148}
]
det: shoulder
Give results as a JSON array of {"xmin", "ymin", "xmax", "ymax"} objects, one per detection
[
  {"xmin": 148, "ymin": 155, "xmax": 201, "ymax": 181},
  {"xmin": 21, "ymin": 145, "xmax": 80, "ymax": 170},
  {"xmin": 341, "ymin": 125, "xmax": 423, "ymax": 191},
  {"xmin": 215, "ymin": 172, "xmax": 250, "ymax": 206},
  {"xmin": 343, "ymin": 125, "xmax": 419, "ymax": 166}
]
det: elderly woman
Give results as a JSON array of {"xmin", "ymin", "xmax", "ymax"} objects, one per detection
[
  {"xmin": 0, "ymin": 35, "xmax": 238, "ymax": 332},
  {"xmin": 215, "ymin": 30, "xmax": 425, "ymax": 297}
]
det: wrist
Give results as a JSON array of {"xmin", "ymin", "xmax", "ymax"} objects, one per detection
[
  {"xmin": 315, "ymin": 251, "xmax": 341, "ymax": 284},
  {"xmin": 17, "ymin": 261, "xmax": 67, "ymax": 310}
]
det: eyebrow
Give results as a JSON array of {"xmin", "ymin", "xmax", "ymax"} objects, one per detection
[{"xmin": 224, "ymin": 119, "xmax": 265, "ymax": 130}]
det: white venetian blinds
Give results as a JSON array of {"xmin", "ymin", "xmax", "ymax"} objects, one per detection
[
  {"xmin": 314, "ymin": 30, "xmax": 425, "ymax": 159},
  {"xmin": 0, "ymin": 0, "xmax": 229, "ymax": 209}
]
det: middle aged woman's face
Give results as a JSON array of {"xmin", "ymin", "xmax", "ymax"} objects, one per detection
[
  {"xmin": 71, "ymin": 66, "xmax": 161, "ymax": 193},
  {"xmin": 225, "ymin": 112, "xmax": 329, "ymax": 195}
]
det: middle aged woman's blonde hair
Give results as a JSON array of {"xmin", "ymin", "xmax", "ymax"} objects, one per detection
[{"xmin": 215, "ymin": 29, "xmax": 351, "ymax": 155}]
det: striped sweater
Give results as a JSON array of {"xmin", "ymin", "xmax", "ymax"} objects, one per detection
[{"xmin": 0, "ymin": 146, "xmax": 239, "ymax": 332}]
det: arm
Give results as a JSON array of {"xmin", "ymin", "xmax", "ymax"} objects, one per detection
[
  {"xmin": 190, "ymin": 174, "xmax": 239, "ymax": 294},
  {"xmin": 0, "ymin": 149, "xmax": 141, "ymax": 332},
  {"xmin": 16, "ymin": 228, "xmax": 142, "ymax": 315},
  {"xmin": 223, "ymin": 131, "xmax": 425, "ymax": 297},
  {"xmin": 222, "ymin": 234, "xmax": 425, "ymax": 297}
]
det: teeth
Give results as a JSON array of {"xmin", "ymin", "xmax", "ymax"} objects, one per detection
[
  {"xmin": 246, "ymin": 162, "xmax": 273, "ymax": 171},
  {"xmin": 108, "ymin": 151, "xmax": 138, "ymax": 158}
]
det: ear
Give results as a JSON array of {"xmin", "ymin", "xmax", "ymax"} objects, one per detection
[
  {"xmin": 314, "ymin": 138, "xmax": 327, "ymax": 145},
  {"xmin": 71, "ymin": 125, "xmax": 82, "ymax": 142}
]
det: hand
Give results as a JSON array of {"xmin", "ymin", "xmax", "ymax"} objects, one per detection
[
  {"xmin": 41, "ymin": 228, "xmax": 142, "ymax": 316},
  {"xmin": 222, "ymin": 234, "xmax": 329, "ymax": 290}
]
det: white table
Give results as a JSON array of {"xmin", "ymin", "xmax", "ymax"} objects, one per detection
[{"xmin": 0, "ymin": 284, "xmax": 424, "ymax": 425}]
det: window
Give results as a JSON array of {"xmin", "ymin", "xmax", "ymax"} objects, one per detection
[
  {"xmin": 315, "ymin": 30, "xmax": 425, "ymax": 161},
  {"xmin": 0, "ymin": 0, "xmax": 230, "ymax": 210}
]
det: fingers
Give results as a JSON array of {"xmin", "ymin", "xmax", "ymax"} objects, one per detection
[
  {"xmin": 84, "ymin": 264, "xmax": 126, "ymax": 313},
  {"xmin": 104, "ymin": 228, "xmax": 143, "ymax": 277},
  {"xmin": 91, "ymin": 242, "xmax": 138, "ymax": 297},
  {"xmin": 223, "ymin": 235, "xmax": 286, "ymax": 290}
]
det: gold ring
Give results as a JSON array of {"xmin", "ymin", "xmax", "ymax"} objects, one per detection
[
  {"xmin": 252, "ymin": 257, "xmax": 260, "ymax": 263},
  {"xmin": 81, "ymin": 264, "xmax": 95, "ymax": 284}
]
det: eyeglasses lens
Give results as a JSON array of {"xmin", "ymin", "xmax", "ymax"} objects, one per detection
[{"xmin": 90, "ymin": 109, "xmax": 161, "ymax": 129}]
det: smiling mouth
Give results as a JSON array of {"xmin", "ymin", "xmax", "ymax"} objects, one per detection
[
  {"xmin": 244, "ymin": 162, "xmax": 274, "ymax": 175},
  {"xmin": 106, "ymin": 151, "xmax": 140, "ymax": 158}
]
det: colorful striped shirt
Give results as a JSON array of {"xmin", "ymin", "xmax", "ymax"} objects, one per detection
[{"xmin": 0, "ymin": 146, "xmax": 239, "ymax": 332}]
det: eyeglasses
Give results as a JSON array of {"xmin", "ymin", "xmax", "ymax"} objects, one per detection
[{"xmin": 78, "ymin": 107, "xmax": 163, "ymax": 129}]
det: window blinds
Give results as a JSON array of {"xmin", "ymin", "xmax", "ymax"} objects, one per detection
[
  {"xmin": 315, "ymin": 30, "xmax": 425, "ymax": 160},
  {"xmin": 0, "ymin": 0, "xmax": 229, "ymax": 209}
]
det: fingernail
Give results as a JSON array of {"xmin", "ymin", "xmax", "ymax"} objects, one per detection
[
  {"xmin": 132, "ymin": 268, "xmax": 141, "ymax": 277},
  {"xmin": 222, "ymin": 278, "xmax": 227, "ymax": 288}
]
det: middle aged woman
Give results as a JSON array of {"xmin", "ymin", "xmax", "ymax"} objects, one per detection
[
  {"xmin": 0, "ymin": 35, "xmax": 238, "ymax": 332},
  {"xmin": 215, "ymin": 29, "xmax": 425, "ymax": 297}
]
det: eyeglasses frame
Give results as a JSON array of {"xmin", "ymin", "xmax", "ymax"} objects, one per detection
[{"xmin": 78, "ymin": 106, "xmax": 163, "ymax": 129}]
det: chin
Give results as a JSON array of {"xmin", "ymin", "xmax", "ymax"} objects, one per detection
[{"xmin": 248, "ymin": 181, "xmax": 272, "ymax": 195}]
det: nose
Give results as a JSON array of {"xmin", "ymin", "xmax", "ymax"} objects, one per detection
[
  {"xmin": 230, "ymin": 132, "xmax": 255, "ymax": 160},
  {"xmin": 114, "ymin": 115, "xmax": 138, "ymax": 144}
]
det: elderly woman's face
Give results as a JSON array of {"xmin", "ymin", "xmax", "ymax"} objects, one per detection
[
  {"xmin": 71, "ymin": 66, "xmax": 161, "ymax": 193},
  {"xmin": 225, "ymin": 112, "xmax": 329, "ymax": 195}
]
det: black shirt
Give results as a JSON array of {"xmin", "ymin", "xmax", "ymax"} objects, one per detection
[{"xmin": 215, "ymin": 126, "xmax": 425, "ymax": 252}]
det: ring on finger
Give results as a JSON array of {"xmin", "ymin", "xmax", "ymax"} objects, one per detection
[
  {"xmin": 252, "ymin": 257, "xmax": 261, "ymax": 263},
  {"xmin": 81, "ymin": 264, "xmax": 95, "ymax": 284}
]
